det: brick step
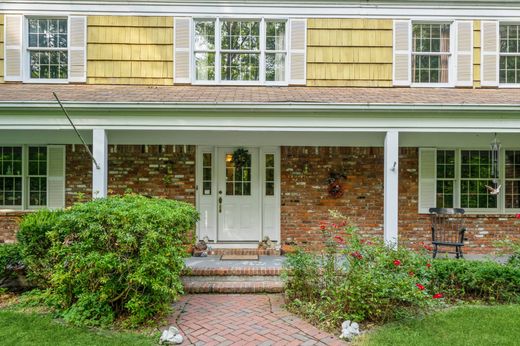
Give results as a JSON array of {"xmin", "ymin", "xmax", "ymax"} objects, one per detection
[
  {"xmin": 183, "ymin": 266, "xmax": 282, "ymax": 276},
  {"xmin": 182, "ymin": 275, "xmax": 284, "ymax": 293},
  {"xmin": 207, "ymin": 248, "xmax": 281, "ymax": 256}
]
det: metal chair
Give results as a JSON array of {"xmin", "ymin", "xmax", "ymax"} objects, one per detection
[{"xmin": 429, "ymin": 208, "xmax": 466, "ymax": 259}]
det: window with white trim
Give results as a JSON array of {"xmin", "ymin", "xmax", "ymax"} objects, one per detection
[
  {"xmin": 27, "ymin": 18, "xmax": 68, "ymax": 80},
  {"xmin": 433, "ymin": 149, "xmax": 520, "ymax": 212},
  {"xmin": 193, "ymin": 18, "xmax": 287, "ymax": 84},
  {"xmin": 499, "ymin": 24, "xmax": 520, "ymax": 84},
  {"xmin": 412, "ymin": 23, "xmax": 451, "ymax": 84},
  {"xmin": 0, "ymin": 146, "xmax": 47, "ymax": 209}
]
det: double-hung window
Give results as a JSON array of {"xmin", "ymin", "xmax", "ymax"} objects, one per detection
[
  {"xmin": 0, "ymin": 146, "xmax": 47, "ymax": 209},
  {"xmin": 27, "ymin": 18, "xmax": 68, "ymax": 81},
  {"xmin": 412, "ymin": 23, "xmax": 451, "ymax": 85},
  {"xmin": 435, "ymin": 149, "xmax": 520, "ymax": 212},
  {"xmin": 193, "ymin": 18, "xmax": 287, "ymax": 84},
  {"xmin": 499, "ymin": 24, "xmax": 520, "ymax": 84}
]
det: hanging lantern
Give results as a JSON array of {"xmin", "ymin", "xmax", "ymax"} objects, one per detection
[{"xmin": 490, "ymin": 134, "xmax": 501, "ymax": 184}]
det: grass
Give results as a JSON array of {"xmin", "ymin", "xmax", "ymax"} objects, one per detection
[
  {"xmin": 358, "ymin": 305, "xmax": 520, "ymax": 346},
  {"xmin": 0, "ymin": 310, "xmax": 157, "ymax": 346}
]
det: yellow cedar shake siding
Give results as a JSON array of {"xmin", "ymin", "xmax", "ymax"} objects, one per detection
[
  {"xmin": 474, "ymin": 20, "xmax": 481, "ymax": 88},
  {"xmin": 307, "ymin": 18, "xmax": 393, "ymax": 87},
  {"xmin": 87, "ymin": 16, "xmax": 173, "ymax": 85},
  {"xmin": 0, "ymin": 15, "xmax": 4, "ymax": 83}
]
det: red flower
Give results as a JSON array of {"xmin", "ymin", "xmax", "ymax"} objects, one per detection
[
  {"xmin": 334, "ymin": 235, "xmax": 345, "ymax": 244},
  {"xmin": 320, "ymin": 223, "xmax": 326, "ymax": 230},
  {"xmin": 350, "ymin": 251, "xmax": 363, "ymax": 260},
  {"xmin": 416, "ymin": 283, "xmax": 425, "ymax": 291},
  {"xmin": 426, "ymin": 263, "xmax": 431, "ymax": 268},
  {"xmin": 423, "ymin": 244, "xmax": 434, "ymax": 251},
  {"xmin": 408, "ymin": 271, "xmax": 415, "ymax": 277},
  {"xmin": 433, "ymin": 293, "xmax": 443, "ymax": 299},
  {"xmin": 393, "ymin": 259, "xmax": 401, "ymax": 266},
  {"xmin": 516, "ymin": 213, "xmax": 520, "ymax": 219},
  {"xmin": 339, "ymin": 220, "xmax": 347, "ymax": 227}
]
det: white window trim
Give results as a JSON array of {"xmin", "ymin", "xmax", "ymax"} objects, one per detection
[
  {"xmin": 191, "ymin": 16, "xmax": 289, "ymax": 86},
  {"xmin": 435, "ymin": 147, "xmax": 520, "ymax": 214},
  {"xmin": 410, "ymin": 20, "xmax": 456, "ymax": 88},
  {"xmin": 0, "ymin": 145, "xmax": 49, "ymax": 211},
  {"xmin": 22, "ymin": 15, "xmax": 70, "ymax": 84},
  {"xmin": 498, "ymin": 21, "xmax": 520, "ymax": 88}
]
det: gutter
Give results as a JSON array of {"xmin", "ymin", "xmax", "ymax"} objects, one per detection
[{"xmin": 1, "ymin": 101, "xmax": 520, "ymax": 113}]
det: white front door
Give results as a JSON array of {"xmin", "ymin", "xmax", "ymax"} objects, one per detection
[{"xmin": 217, "ymin": 147, "xmax": 261, "ymax": 241}]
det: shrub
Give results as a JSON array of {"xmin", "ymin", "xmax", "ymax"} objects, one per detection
[
  {"xmin": 0, "ymin": 244, "xmax": 23, "ymax": 281},
  {"xmin": 17, "ymin": 209, "xmax": 64, "ymax": 287},
  {"xmin": 19, "ymin": 194, "xmax": 198, "ymax": 327},
  {"xmin": 283, "ymin": 214, "xmax": 439, "ymax": 329},
  {"xmin": 430, "ymin": 259, "xmax": 520, "ymax": 303}
]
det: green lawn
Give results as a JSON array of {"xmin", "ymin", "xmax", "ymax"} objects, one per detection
[
  {"xmin": 0, "ymin": 310, "xmax": 156, "ymax": 346},
  {"xmin": 358, "ymin": 305, "xmax": 520, "ymax": 346}
]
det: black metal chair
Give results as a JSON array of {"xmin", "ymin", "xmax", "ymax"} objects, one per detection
[{"xmin": 429, "ymin": 208, "xmax": 466, "ymax": 259}]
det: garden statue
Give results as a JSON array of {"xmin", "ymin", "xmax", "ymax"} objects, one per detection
[{"xmin": 340, "ymin": 320, "xmax": 360, "ymax": 341}]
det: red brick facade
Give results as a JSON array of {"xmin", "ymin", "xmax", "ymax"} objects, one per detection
[{"xmin": 2, "ymin": 145, "xmax": 519, "ymax": 253}]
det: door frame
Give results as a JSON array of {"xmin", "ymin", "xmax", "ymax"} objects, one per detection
[{"xmin": 195, "ymin": 145, "xmax": 281, "ymax": 244}]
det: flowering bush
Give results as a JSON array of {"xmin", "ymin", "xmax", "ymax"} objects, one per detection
[{"xmin": 283, "ymin": 212, "xmax": 441, "ymax": 329}]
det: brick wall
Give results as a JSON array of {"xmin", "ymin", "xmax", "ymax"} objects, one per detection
[{"xmin": 2, "ymin": 144, "xmax": 519, "ymax": 253}]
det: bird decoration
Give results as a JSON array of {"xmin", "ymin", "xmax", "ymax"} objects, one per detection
[{"xmin": 485, "ymin": 184, "xmax": 501, "ymax": 195}]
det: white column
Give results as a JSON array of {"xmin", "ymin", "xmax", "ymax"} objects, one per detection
[
  {"xmin": 384, "ymin": 131, "xmax": 399, "ymax": 247},
  {"xmin": 92, "ymin": 128, "xmax": 108, "ymax": 198}
]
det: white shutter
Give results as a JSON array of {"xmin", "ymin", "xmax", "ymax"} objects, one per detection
[
  {"xmin": 174, "ymin": 17, "xmax": 191, "ymax": 84},
  {"xmin": 481, "ymin": 21, "xmax": 499, "ymax": 87},
  {"xmin": 47, "ymin": 145, "xmax": 66, "ymax": 209},
  {"xmin": 418, "ymin": 148, "xmax": 436, "ymax": 214},
  {"xmin": 288, "ymin": 18, "xmax": 306, "ymax": 85},
  {"xmin": 4, "ymin": 15, "xmax": 23, "ymax": 81},
  {"xmin": 68, "ymin": 16, "xmax": 87, "ymax": 83},
  {"xmin": 393, "ymin": 20, "xmax": 412, "ymax": 86},
  {"xmin": 455, "ymin": 21, "xmax": 473, "ymax": 87}
]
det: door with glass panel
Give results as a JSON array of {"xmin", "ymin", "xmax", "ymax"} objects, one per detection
[{"xmin": 217, "ymin": 147, "xmax": 261, "ymax": 241}]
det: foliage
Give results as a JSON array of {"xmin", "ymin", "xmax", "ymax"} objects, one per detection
[
  {"xmin": 283, "ymin": 212, "xmax": 440, "ymax": 330},
  {"xmin": 18, "ymin": 194, "xmax": 199, "ymax": 327},
  {"xmin": 0, "ymin": 310, "xmax": 156, "ymax": 346},
  {"xmin": 17, "ymin": 209, "xmax": 64, "ymax": 287},
  {"xmin": 0, "ymin": 244, "xmax": 23, "ymax": 280},
  {"xmin": 429, "ymin": 259, "xmax": 520, "ymax": 303},
  {"xmin": 356, "ymin": 305, "xmax": 520, "ymax": 346}
]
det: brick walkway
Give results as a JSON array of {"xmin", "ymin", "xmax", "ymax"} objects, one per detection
[{"xmin": 169, "ymin": 294, "xmax": 345, "ymax": 346}]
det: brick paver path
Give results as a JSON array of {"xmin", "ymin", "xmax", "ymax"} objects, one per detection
[{"xmin": 169, "ymin": 294, "xmax": 345, "ymax": 346}]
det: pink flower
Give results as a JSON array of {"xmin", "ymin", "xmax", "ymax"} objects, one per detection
[
  {"xmin": 334, "ymin": 235, "xmax": 345, "ymax": 244},
  {"xmin": 516, "ymin": 213, "xmax": 520, "ymax": 219},
  {"xmin": 416, "ymin": 283, "xmax": 425, "ymax": 291},
  {"xmin": 433, "ymin": 293, "xmax": 443, "ymax": 299},
  {"xmin": 393, "ymin": 259, "xmax": 401, "ymax": 266}
]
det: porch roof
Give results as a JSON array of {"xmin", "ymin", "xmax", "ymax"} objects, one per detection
[{"xmin": 0, "ymin": 84, "xmax": 520, "ymax": 111}]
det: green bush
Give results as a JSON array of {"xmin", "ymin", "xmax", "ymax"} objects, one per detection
[
  {"xmin": 0, "ymin": 244, "xmax": 23, "ymax": 280},
  {"xmin": 19, "ymin": 194, "xmax": 198, "ymax": 327},
  {"xmin": 283, "ymin": 214, "xmax": 439, "ymax": 330},
  {"xmin": 17, "ymin": 209, "xmax": 64, "ymax": 287},
  {"xmin": 430, "ymin": 259, "xmax": 520, "ymax": 303}
]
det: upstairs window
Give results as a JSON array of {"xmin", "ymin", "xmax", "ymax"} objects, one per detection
[
  {"xmin": 412, "ymin": 23, "xmax": 451, "ymax": 84},
  {"xmin": 193, "ymin": 18, "xmax": 287, "ymax": 84},
  {"xmin": 27, "ymin": 18, "xmax": 68, "ymax": 80},
  {"xmin": 499, "ymin": 24, "xmax": 520, "ymax": 84}
]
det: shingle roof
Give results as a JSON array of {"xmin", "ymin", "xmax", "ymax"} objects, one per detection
[{"xmin": 0, "ymin": 84, "xmax": 519, "ymax": 106}]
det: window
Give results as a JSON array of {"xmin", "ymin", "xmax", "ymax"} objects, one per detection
[
  {"xmin": 27, "ymin": 18, "xmax": 68, "ymax": 80},
  {"xmin": 202, "ymin": 152, "xmax": 212, "ymax": 195},
  {"xmin": 225, "ymin": 153, "xmax": 251, "ymax": 196},
  {"xmin": 434, "ymin": 149, "xmax": 520, "ymax": 212},
  {"xmin": 265, "ymin": 154, "xmax": 275, "ymax": 196},
  {"xmin": 193, "ymin": 18, "xmax": 287, "ymax": 84},
  {"xmin": 412, "ymin": 23, "xmax": 451, "ymax": 84},
  {"xmin": 0, "ymin": 146, "xmax": 47, "ymax": 209},
  {"xmin": 505, "ymin": 150, "xmax": 520, "ymax": 208},
  {"xmin": 499, "ymin": 24, "xmax": 520, "ymax": 84}
]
